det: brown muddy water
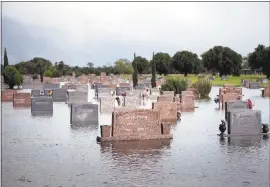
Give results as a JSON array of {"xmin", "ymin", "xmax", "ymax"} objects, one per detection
[{"xmin": 1, "ymin": 87, "xmax": 269, "ymax": 187}]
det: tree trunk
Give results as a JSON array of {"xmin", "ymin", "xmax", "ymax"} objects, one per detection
[
  {"xmin": 40, "ymin": 73, "xmax": 43, "ymax": 83},
  {"xmin": 184, "ymin": 72, "xmax": 188, "ymax": 77}
]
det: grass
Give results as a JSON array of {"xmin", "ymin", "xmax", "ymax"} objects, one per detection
[{"xmin": 121, "ymin": 74, "xmax": 269, "ymax": 88}]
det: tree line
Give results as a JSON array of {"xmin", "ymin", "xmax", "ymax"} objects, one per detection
[{"xmin": 1, "ymin": 44, "xmax": 270, "ymax": 86}]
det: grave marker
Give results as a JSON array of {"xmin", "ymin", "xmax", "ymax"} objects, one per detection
[
  {"xmin": 225, "ymin": 100, "xmax": 249, "ymax": 121},
  {"xmin": 67, "ymin": 91, "xmax": 88, "ymax": 106},
  {"xmin": 43, "ymin": 83, "xmax": 59, "ymax": 89},
  {"xmin": 152, "ymin": 101, "xmax": 178, "ymax": 124},
  {"xmin": 52, "ymin": 88, "xmax": 67, "ymax": 102},
  {"xmin": 13, "ymin": 93, "xmax": 31, "ymax": 107},
  {"xmin": 157, "ymin": 95, "xmax": 174, "ymax": 102},
  {"xmin": 1, "ymin": 90, "xmax": 17, "ymax": 102},
  {"xmin": 248, "ymin": 82, "xmax": 259, "ymax": 89},
  {"xmin": 70, "ymin": 103, "xmax": 99, "ymax": 125},
  {"xmin": 116, "ymin": 87, "xmax": 132, "ymax": 96},
  {"xmin": 31, "ymin": 97, "xmax": 53, "ymax": 116},
  {"xmin": 99, "ymin": 96, "xmax": 116, "ymax": 113}
]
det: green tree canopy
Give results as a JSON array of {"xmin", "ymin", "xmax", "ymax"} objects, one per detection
[
  {"xmin": 201, "ymin": 46, "xmax": 242, "ymax": 76},
  {"xmin": 172, "ymin": 51, "xmax": 199, "ymax": 76},
  {"xmin": 30, "ymin": 57, "xmax": 52, "ymax": 82},
  {"xmin": 3, "ymin": 66, "xmax": 23, "ymax": 89},
  {"xmin": 114, "ymin": 58, "xmax": 134, "ymax": 74},
  {"xmin": 248, "ymin": 44, "xmax": 270, "ymax": 78},
  {"xmin": 154, "ymin": 52, "xmax": 171, "ymax": 75},
  {"xmin": 133, "ymin": 56, "xmax": 150, "ymax": 74}
]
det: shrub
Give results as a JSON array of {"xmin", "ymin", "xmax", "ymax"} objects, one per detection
[
  {"xmin": 161, "ymin": 76, "xmax": 188, "ymax": 94},
  {"xmin": 191, "ymin": 79, "xmax": 212, "ymax": 98},
  {"xmin": 3, "ymin": 66, "xmax": 23, "ymax": 89},
  {"xmin": 44, "ymin": 70, "xmax": 53, "ymax": 77}
]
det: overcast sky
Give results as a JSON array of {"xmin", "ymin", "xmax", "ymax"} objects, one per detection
[{"xmin": 2, "ymin": 2, "xmax": 269, "ymax": 66}]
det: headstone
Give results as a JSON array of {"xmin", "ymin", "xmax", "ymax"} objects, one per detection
[
  {"xmin": 157, "ymin": 95, "xmax": 174, "ymax": 102},
  {"xmin": 99, "ymin": 109, "xmax": 172, "ymax": 141},
  {"xmin": 220, "ymin": 76, "xmax": 228, "ymax": 81},
  {"xmin": 31, "ymin": 97, "xmax": 53, "ymax": 116},
  {"xmin": 135, "ymin": 85, "xmax": 146, "ymax": 90},
  {"xmin": 99, "ymin": 96, "xmax": 116, "ymax": 113},
  {"xmin": 162, "ymin": 91, "xmax": 174, "ymax": 95},
  {"xmin": 180, "ymin": 94, "xmax": 195, "ymax": 112},
  {"xmin": 31, "ymin": 89, "xmax": 45, "ymax": 97},
  {"xmin": 97, "ymin": 87, "xmax": 115, "ymax": 97},
  {"xmin": 208, "ymin": 76, "xmax": 215, "ymax": 80},
  {"xmin": 221, "ymin": 93, "xmax": 242, "ymax": 109},
  {"xmin": 227, "ymin": 110, "xmax": 262, "ymax": 135},
  {"xmin": 76, "ymin": 84, "xmax": 88, "ymax": 92},
  {"xmin": 124, "ymin": 97, "xmax": 141, "ymax": 108},
  {"xmin": 152, "ymin": 102, "xmax": 178, "ymax": 124},
  {"xmin": 67, "ymin": 91, "xmax": 88, "ymax": 106},
  {"xmin": 13, "ymin": 93, "xmax": 31, "ymax": 107},
  {"xmin": 151, "ymin": 88, "xmax": 160, "ymax": 96},
  {"xmin": 116, "ymin": 87, "xmax": 132, "ymax": 96},
  {"xmin": 248, "ymin": 82, "xmax": 259, "ymax": 89},
  {"xmin": 44, "ymin": 89, "xmax": 53, "ymax": 97},
  {"xmin": 43, "ymin": 83, "xmax": 59, "ymax": 89},
  {"xmin": 52, "ymin": 88, "xmax": 67, "ymax": 102},
  {"xmin": 1, "ymin": 90, "xmax": 17, "ymax": 102},
  {"xmin": 262, "ymin": 79, "xmax": 268, "ymax": 84},
  {"xmin": 70, "ymin": 103, "xmax": 99, "ymax": 125},
  {"xmin": 263, "ymin": 86, "xmax": 270, "ymax": 97},
  {"xmin": 186, "ymin": 88, "xmax": 199, "ymax": 99},
  {"xmin": 225, "ymin": 100, "xmax": 249, "ymax": 121}
]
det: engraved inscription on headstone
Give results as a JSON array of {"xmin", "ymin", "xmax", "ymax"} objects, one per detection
[
  {"xmin": 31, "ymin": 97, "xmax": 53, "ymax": 116},
  {"xmin": 52, "ymin": 88, "xmax": 67, "ymax": 102},
  {"xmin": 225, "ymin": 100, "xmax": 248, "ymax": 121},
  {"xmin": 228, "ymin": 110, "xmax": 261, "ymax": 135},
  {"xmin": 70, "ymin": 103, "xmax": 99, "ymax": 125},
  {"xmin": 124, "ymin": 97, "xmax": 141, "ymax": 108}
]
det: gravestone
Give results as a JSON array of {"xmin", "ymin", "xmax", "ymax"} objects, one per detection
[
  {"xmin": 135, "ymin": 85, "xmax": 146, "ymax": 90},
  {"xmin": 262, "ymin": 79, "xmax": 269, "ymax": 84},
  {"xmin": 263, "ymin": 87, "xmax": 270, "ymax": 97},
  {"xmin": 186, "ymin": 88, "xmax": 199, "ymax": 99},
  {"xmin": 124, "ymin": 96, "xmax": 141, "ymax": 108},
  {"xmin": 67, "ymin": 91, "xmax": 88, "ymax": 106},
  {"xmin": 208, "ymin": 76, "xmax": 215, "ymax": 80},
  {"xmin": 13, "ymin": 93, "xmax": 31, "ymax": 107},
  {"xmin": 99, "ymin": 109, "xmax": 172, "ymax": 141},
  {"xmin": 180, "ymin": 94, "xmax": 195, "ymax": 112},
  {"xmin": 248, "ymin": 82, "xmax": 259, "ymax": 89},
  {"xmin": 44, "ymin": 89, "xmax": 53, "ymax": 97},
  {"xmin": 116, "ymin": 87, "xmax": 132, "ymax": 96},
  {"xmin": 43, "ymin": 83, "xmax": 59, "ymax": 89},
  {"xmin": 99, "ymin": 96, "xmax": 116, "ymax": 113},
  {"xmin": 227, "ymin": 110, "xmax": 261, "ymax": 135},
  {"xmin": 225, "ymin": 100, "xmax": 248, "ymax": 121},
  {"xmin": 76, "ymin": 84, "xmax": 88, "ymax": 92},
  {"xmin": 221, "ymin": 93, "xmax": 242, "ymax": 109},
  {"xmin": 70, "ymin": 103, "xmax": 99, "ymax": 125},
  {"xmin": 31, "ymin": 97, "xmax": 53, "ymax": 116},
  {"xmin": 31, "ymin": 89, "xmax": 45, "ymax": 97},
  {"xmin": 157, "ymin": 95, "xmax": 174, "ymax": 102},
  {"xmin": 97, "ymin": 87, "xmax": 115, "ymax": 97},
  {"xmin": 152, "ymin": 102, "xmax": 178, "ymax": 124},
  {"xmin": 220, "ymin": 76, "xmax": 228, "ymax": 81},
  {"xmin": 162, "ymin": 91, "xmax": 174, "ymax": 95},
  {"xmin": 151, "ymin": 88, "xmax": 160, "ymax": 96},
  {"xmin": 1, "ymin": 90, "xmax": 17, "ymax": 102},
  {"xmin": 52, "ymin": 88, "xmax": 67, "ymax": 102}
]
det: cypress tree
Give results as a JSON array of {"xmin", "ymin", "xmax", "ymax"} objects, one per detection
[
  {"xmin": 132, "ymin": 53, "xmax": 138, "ymax": 88},
  {"xmin": 151, "ymin": 52, "xmax": 157, "ymax": 88},
  {"xmin": 3, "ymin": 48, "xmax": 9, "ymax": 84}
]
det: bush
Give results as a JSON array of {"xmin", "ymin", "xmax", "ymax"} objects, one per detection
[
  {"xmin": 3, "ymin": 66, "xmax": 23, "ymax": 89},
  {"xmin": 44, "ymin": 70, "xmax": 53, "ymax": 77},
  {"xmin": 161, "ymin": 76, "xmax": 188, "ymax": 94},
  {"xmin": 191, "ymin": 79, "xmax": 212, "ymax": 98}
]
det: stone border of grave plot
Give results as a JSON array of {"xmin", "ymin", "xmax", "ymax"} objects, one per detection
[{"xmin": 217, "ymin": 132, "xmax": 269, "ymax": 137}]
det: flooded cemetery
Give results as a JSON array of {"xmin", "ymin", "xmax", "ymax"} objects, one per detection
[{"xmin": 1, "ymin": 74, "xmax": 270, "ymax": 187}]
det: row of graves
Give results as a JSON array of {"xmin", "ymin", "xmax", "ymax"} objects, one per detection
[{"xmin": 217, "ymin": 84, "xmax": 269, "ymax": 137}]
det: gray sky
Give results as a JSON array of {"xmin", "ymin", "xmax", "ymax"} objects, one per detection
[{"xmin": 2, "ymin": 2, "xmax": 269, "ymax": 66}]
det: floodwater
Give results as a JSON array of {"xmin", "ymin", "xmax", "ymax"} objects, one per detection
[{"xmin": 1, "ymin": 87, "xmax": 269, "ymax": 187}]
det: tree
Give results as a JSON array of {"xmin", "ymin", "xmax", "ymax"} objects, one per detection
[
  {"xmin": 44, "ymin": 70, "xmax": 53, "ymax": 77},
  {"xmin": 172, "ymin": 51, "xmax": 199, "ymax": 76},
  {"xmin": 3, "ymin": 48, "xmax": 9, "ymax": 84},
  {"xmin": 201, "ymin": 46, "xmax": 242, "ymax": 76},
  {"xmin": 55, "ymin": 61, "xmax": 64, "ymax": 77},
  {"xmin": 3, "ymin": 66, "xmax": 23, "ymax": 89},
  {"xmin": 132, "ymin": 53, "xmax": 138, "ymax": 88},
  {"xmin": 154, "ymin": 52, "xmax": 171, "ymax": 75},
  {"xmin": 151, "ymin": 52, "xmax": 157, "ymax": 88},
  {"xmin": 248, "ymin": 45, "xmax": 270, "ymax": 78},
  {"xmin": 114, "ymin": 58, "xmax": 134, "ymax": 74},
  {"xmin": 192, "ymin": 58, "xmax": 204, "ymax": 74},
  {"xmin": 30, "ymin": 57, "xmax": 52, "ymax": 82},
  {"xmin": 133, "ymin": 56, "xmax": 150, "ymax": 74}
]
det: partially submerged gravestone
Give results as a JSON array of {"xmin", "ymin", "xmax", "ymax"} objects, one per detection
[
  {"xmin": 99, "ymin": 96, "xmax": 116, "ymax": 113},
  {"xmin": 43, "ymin": 83, "xmax": 59, "ymax": 89},
  {"xmin": 162, "ymin": 91, "xmax": 174, "ymax": 95},
  {"xmin": 262, "ymin": 87, "xmax": 270, "ymax": 97},
  {"xmin": 76, "ymin": 84, "xmax": 88, "ymax": 92},
  {"xmin": 70, "ymin": 103, "xmax": 99, "ymax": 125},
  {"xmin": 248, "ymin": 82, "xmax": 259, "ymax": 89},
  {"xmin": 221, "ymin": 93, "xmax": 242, "ymax": 109},
  {"xmin": 1, "ymin": 90, "xmax": 17, "ymax": 102},
  {"xmin": 31, "ymin": 89, "xmax": 45, "ymax": 97},
  {"xmin": 13, "ymin": 93, "xmax": 31, "ymax": 107},
  {"xmin": 225, "ymin": 100, "xmax": 249, "ymax": 121},
  {"xmin": 186, "ymin": 88, "xmax": 199, "ymax": 99},
  {"xmin": 152, "ymin": 101, "xmax": 178, "ymax": 124},
  {"xmin": 99, "ymin": 109, "xmax": 173, "ymax": 141},
  {"xmin": 227, "ymin": 110, "xmax": 262, "ymax": 136},
  {"xmin": 124, "ymin": 97, "xmax": 141, "ymax": 109},
  {"xmin": 97, "ymin": 87, "xmax": 115, "ymax": 97},
  {"xmin": 157, "ymin": 95, "xmax": 174, "ymax": 102},
  {"xmin": 180, "ymin": 94, "xmax": 195, "ymax": 112},
  {"xmin": 67, "ymin": 91, "xmax": 88, "ymax": 106},
  {"xmin": 52, "ymin": 88, "xmax": 67, "ymax": 102},
  {"xmin": 31, "ymin": 97, "xmax": 53, "ymax": 116}
]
